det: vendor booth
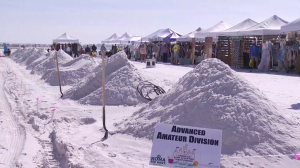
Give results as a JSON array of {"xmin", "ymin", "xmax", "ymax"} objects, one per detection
[
  {"xmin": 216, "ymin": 18, "xmax": 257, "ymax": 66},
  {"xmin": 141, "ymin": 28, "xmax": 182, "ymax": 63},
  {"xmin": 280, "ymin": 18, "xmax": 300, "ymax": 73},
  {"xmin": 195, "ymin": 21, "xmax": 232, "ymax": 62},
  {"xmin": 127, "ymin": 35, "xmax": 142, "ymax": 60},
  {"xmin": 227, "ymin": 15, "xmax": 288, "ymax": 69},
  {"xmin": 177, "ymin": 27, "xmax": 203, "ymax": 64},
  {"xmin": 53, "ymin": 33, "xmax": 80, "ymax": 56}
]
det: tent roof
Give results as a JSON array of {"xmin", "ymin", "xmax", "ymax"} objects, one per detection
[
  {"xmin": 101, "ymin": 33, "xmax": 120, "ymax": 43},
  {"xmin": 195, "ymin": 21, "xmax": 232, "ymax": 40},
  {"xmin": 177, "ymin": 27, "xmax": 203, "ymax": 41},
  {"xmin": 142, "ymin": 28, "xmax": 182, "ymax": 41},
  {"xmin": 112, "ymin": 32, "xmax": 132, "ymax": 43},
  {"xmin": 238, "ymin": 15, "xmax": 288, "ymax": 36},
  {"xmin": 217, "ymin": 18, "xmax": 258, "ymax": 36},
  {"xmin": 163, "ymin": 32, "xmax": 181, "ymax": 42},
  {"xmin": 128, "ymin": 35, "xmax": 142, "ymax": 42},
  {"xmin": 53, "ymin": 33, "xmax": 79, "ymax": 43},
  {"xmin": 281, "ymin": 17, "xmax": 300, "ymax": 33}
]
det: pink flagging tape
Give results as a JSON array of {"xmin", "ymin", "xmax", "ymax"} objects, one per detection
[{"xmin": 52, "ymin": 109, "xmax": 56, "ymax": 112}]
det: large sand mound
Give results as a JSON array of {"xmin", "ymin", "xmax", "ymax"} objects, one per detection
[
  {"xmin": 64, "ymin": 51, "xmax": 148, "ymax": 106},
  {"xmin": 31, "ymin": 50, "xmax": 73, "ymax": 75},
  {"xmin": 11, "ymin": 48, "xmax": 44, "ymax": 64},
  {"xmin": 118, "ymin": 58, "xmax": 300, "ymax": 157},
  {"xmin": 41, "ymin": 54, "xmax": 100, "ymax": 86}
]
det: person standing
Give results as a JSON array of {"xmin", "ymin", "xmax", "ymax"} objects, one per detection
[
  {"xmin": 85, "ymin": 45, "xmax": 91, "ymax": 55},
  {"xmin": 73, "ymin": 43, "xmax": 78, "ymax": 57},
  {"xmin": 92, "ymin": 44, "xmax": 97, "ymax": 52},
  {"xmin": 114, "ymin": 44, "xmax": 117, "ymax": 54},
  {"xmin": 130, "ymin": 44, "xmax": 135, "ymax": 60},
  {"xmin": 77, "ymin": 44, "xmax": 82, "ymax": 56},
  {"xmin": 116, "ymin": 45, "xmax": 119, "ymax": 52},
  {"xmin": 101, "ymin": 44, "xmax": 107, "ymax": 57},
  {"xmin": 249, "ymin": 41, "xmax": 259, "ymax": 72},
  {"xmin": 4, "ymin": 44, "xmax": 8, "ymax": 56},
  {"xmin": 66, "ymin": 45, "xmax": 70, "ymax": 55},
  {"xmin": 179, "ymin": 43, "xmax": 185, "ymax": 65},
  {"xmin": 69, "ymin": 43, "xmax": 73, "ymax": 56},
  {"xmin": 170, "ymin": 43, "xmax": 175, "ymax": 64},
  {"xmin": 162, "ymin": 43, "xmax": 168, "ymax": 63},
  {"xmin": 173, "ymin": 43, "xmax": 179, "ymax": 65},
  {"xmin": 152, "ymin": 43, "xmax": 159, "ymax": 62},
  {"xmin": 140, "ymin": 43, "xmax": 147, "ymax": 63}
]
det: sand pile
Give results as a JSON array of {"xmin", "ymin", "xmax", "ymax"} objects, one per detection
[
  {"xmin": 41, "ymin": 54, "xmax": 100, "ymax": 86},
  {"xmin": 31, "ymin": 50, "xmax": 73, "ymax": 75},
  {"xmin": 119, "ymin": 58, "xmax": 300, "ymax": 156},
  {"xmin": 64, "ymin": 51, "xmax": 147, "ymax": 106},
  {"xmin": 11, "ymin": 48, "xmax": 40, "ymax": 64}
]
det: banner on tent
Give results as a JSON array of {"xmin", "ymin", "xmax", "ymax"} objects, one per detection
[{"xmin": 150, "ymin": 123, "xmax": 222, "ymax": 168}]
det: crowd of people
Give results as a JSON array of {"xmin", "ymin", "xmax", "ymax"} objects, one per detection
[
  {"xmin": 126, "ymin": 42, "xmax": 194, "ymax": 65},
  {"xmin": 46, "ymin": 42, "xmax": 198, "ymax": 66},
  {"xmin": 51, "ymin": 43, "xmax": 101, "ymax": 57}
]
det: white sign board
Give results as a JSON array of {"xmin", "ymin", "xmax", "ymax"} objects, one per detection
[{"xmin": 150, "ymin": 123, "xmax": 222, "ymax": 168}]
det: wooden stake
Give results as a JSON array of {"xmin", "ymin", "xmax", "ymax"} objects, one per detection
[
  {"xmin": 102, "ymin": 50, "xmax": 108, "ymax": 139},
  {"xmin": 55, "ymin": 45, "xmax": 63, "ymax": 98}
]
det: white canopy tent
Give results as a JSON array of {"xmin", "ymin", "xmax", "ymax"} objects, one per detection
[
  {"xmin": 195, "ymin": 21, "xmax": 232, "ymax": 41},
  {"xmin": 281, "ymin": 18, "xmax": 300, "ymax": 34},
  {"xmin": 53, "ymin": 33, "xmax": 79, "ymax": 43},
  {"xmin": 101, "ymin": 33, "xmax": 120, "ymax": 43},
  {"xmin": 128, "ymin": 36, "xmax": 142, "ymax": 43},
  {"xmin": 177, "ymin": 27, "xmax": 203, "ymax": 41},
  {"xmin": 237, "ymin": 15, "xmax": 288, "ymax": 36},
  {"xmin": 142, "ymin": 28, "xmax": 182, "ymax": 42},
  {"xmin": 217, "ymin": 18, "xmax": 258, "ymax": 36},
  {"xmin": 112, "ymin": 32, "xmax": 132, "ymax": 44}
]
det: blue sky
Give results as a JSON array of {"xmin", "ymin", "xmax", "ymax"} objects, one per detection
[{"xmin": 1, "ymin": 0, "xmax": 299, "ymax": 44}]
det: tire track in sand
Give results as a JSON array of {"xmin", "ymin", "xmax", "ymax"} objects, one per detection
[{"xmin": 0, "ymin": 65, "xmax": 25, "ymax": 167}]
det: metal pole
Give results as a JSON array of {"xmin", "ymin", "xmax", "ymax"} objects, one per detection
[
  {"xmin": 55, "ymin": 45, "xmax": 63, "ymax": 98},
  {"xmin": 102, "ymin": 50, "xmax": 108, "ymax": 139}
]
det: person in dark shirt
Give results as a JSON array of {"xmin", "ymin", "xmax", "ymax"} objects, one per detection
[
  {"xmin": 85, "ymin": 45, "xmax": 91, "ymax": 54},
  {"xmin": 92, "ymin": 44, "xmax": 97, "ymax": 52}
]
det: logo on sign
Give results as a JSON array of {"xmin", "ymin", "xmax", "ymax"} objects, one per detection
[
  {"xmin": 150, "ymin": 155, "xmax": 166, "ymax": 165},
  {"xmin": 168, "ymin": 145, "xmax": 199, "ymax": 167}
]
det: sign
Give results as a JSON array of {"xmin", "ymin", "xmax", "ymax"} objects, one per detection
[{"xmin": 150, "ymin": 123, "xmax": 222, "ymax": 168}]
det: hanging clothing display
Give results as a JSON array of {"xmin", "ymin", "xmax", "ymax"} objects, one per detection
[
  {"xmin": 272, "ymin": 43, "xmax": 279, "ymax": 66},
  {"xmin": 258, "ymin": 43, "xmax": 270, "ymax": 71}
]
